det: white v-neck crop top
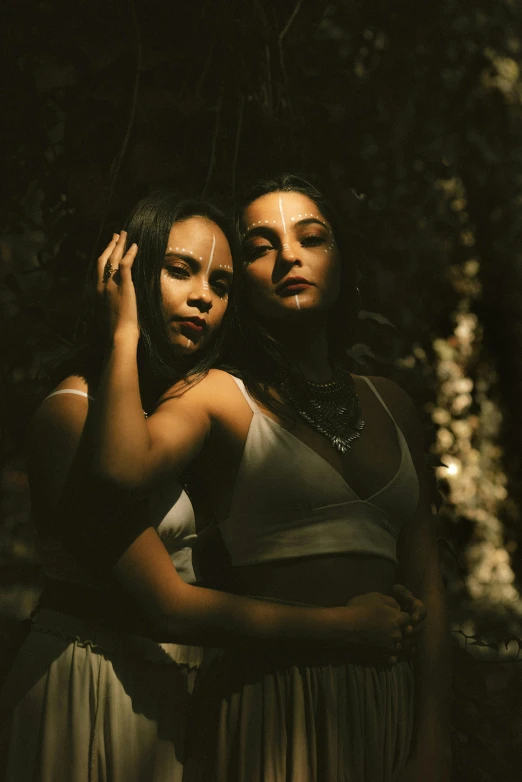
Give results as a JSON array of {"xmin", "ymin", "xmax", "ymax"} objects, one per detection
[
  {"xmin": 36, "ymin": 389, "xmax": 198, "ymax": 585},
  {"xmin": 218, "ymin": 376, "xmax": 420, "ymax": 568}
]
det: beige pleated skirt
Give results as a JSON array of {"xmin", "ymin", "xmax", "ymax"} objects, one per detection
[
  {"xmin": 0, "ymin": 609, "xmax": 203, "ymax": 782},
  {"xmin": 184, "ymin": 648, "xmax": 414, "ymax": 782}
]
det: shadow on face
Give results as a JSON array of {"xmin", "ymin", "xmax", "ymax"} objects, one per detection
[{"xmin": 241, "ymin": 192, "xmax": 341, "ymax": 322}]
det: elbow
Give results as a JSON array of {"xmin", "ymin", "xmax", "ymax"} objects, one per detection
[
  {"xmin": 142, "ymin": 582, "xmax": 198, "ymax": 642},
  {"xmin": 148, "ymin": 611, "xmax": 185, "ymax": 639},
  {"xmin": 92, "ymin": 456, "xmax": 147, "ymax": 493},
  {"xmin": 144, "ymin": 603, "xmax": 193, "ymax": 642}
]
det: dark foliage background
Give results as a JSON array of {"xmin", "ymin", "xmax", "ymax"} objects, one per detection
[{"xmin": 2, "ymin": 0, "xmax": 522, "ymax": 777}]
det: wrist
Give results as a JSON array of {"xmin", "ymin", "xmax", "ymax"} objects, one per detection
[
  {"xmin": 328, "ymin": 606, "xmax": 359, "ymax": 646},
  {"xmin": 112, "ymin": 327, "xmax": 140, "ymax": 347}
]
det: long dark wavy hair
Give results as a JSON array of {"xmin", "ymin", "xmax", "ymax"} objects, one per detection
[
  {"xmin": 227, "ymin": 173, "xmax": 361, "ymax": 418},
  {"xmin": 54, "ymin": 189, "xmax": 237, "ymax": 411}
]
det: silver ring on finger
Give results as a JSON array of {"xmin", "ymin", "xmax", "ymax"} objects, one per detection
[{"xmin": 103, "ymin": 260, "xmax": 115, "ymax": 283}]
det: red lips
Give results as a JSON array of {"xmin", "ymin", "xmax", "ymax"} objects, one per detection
[
  {"xmin": 176, "ymin": 316, "xmax": 207, "ymax": 333},
  {"xmin": 276, "ymin": 276, "xmax": 313, "ymax": 295}
]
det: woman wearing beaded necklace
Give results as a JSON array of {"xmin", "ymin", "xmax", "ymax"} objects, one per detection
[
  {"xmin": 75, "ymin": 176, "xmax": 443, "ymax": 782},
  {"xmin": 0, "ymin": 190, "xmax": 238, "ymax": 782},
  {"xmin": 183, "ymin": 174, "xmax": 451, "ymax": 782}
]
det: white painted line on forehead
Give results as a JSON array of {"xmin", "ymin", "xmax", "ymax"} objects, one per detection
[
  {"xmin": 206, "ymin": 233, "xmax": 216, "ymax": 276},
  {"xmin": 278, "ymin": 196, "xmax": 287, "ymax": 235}
]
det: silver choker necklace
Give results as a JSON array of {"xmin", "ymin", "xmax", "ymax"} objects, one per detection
[{"xmin": 281, "ymin": 365, "xmax": 365, "ymax": 453}]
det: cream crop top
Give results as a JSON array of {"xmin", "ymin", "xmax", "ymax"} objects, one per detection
[
  {"xmin": 218, "ymin": 376, "xmax": 420, "ymax": 568},
  {"xmin": 35, "ymin": 389, "xmax": 198, "ymax": 585}
]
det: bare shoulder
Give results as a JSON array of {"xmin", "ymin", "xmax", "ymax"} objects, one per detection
[
  {"xmin": 359, "ymin": 375, "xmax": 421, "ymax": 439},
  {"xmin": 29, "ymin": 375, "xmax": 92, "ymax": 449},
  {"xmin": 157, "ymin": 368, "xmax": 241, "ymax": 416},
  {"xmin": 27, "ymin": 376, "xmax": 96, "ymax": 516}
]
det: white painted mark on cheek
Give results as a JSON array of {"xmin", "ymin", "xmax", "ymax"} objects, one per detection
[
  {"xmin": 295, "ymin": 294, "xmax": 300, "ymax": 310},
  {"xmin": 278, "ymin": 196, "xmax": 287, "ymax": 235}
]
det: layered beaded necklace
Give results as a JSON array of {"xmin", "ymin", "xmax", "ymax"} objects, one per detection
[{"xmin": 281, "ymin": 365, "xmax": 365, "ymax": 454}]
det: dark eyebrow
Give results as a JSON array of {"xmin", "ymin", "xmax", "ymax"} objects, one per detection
[
  {"xmin": 210, "ymin": 268, "xmax": 233, "ymax": 279},
  {"xmin": 294, "ymin": 217, "xmax": 329, "ymax": 230},
  {"xmin": 243, "ymin": 217, "xmax": 329, "ymax": 240},
  {"xmin": 164, "ymin": 252, "xmax": 200, "ymax": 265},
  {"xmin": 164, "ymin": 252, "xmax": 233, "ymax": 276}
]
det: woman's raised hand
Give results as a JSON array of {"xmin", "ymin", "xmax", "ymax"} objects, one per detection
[{"xmin": 96, "ymin": 231, "xmax": 139, "ymax": 339}]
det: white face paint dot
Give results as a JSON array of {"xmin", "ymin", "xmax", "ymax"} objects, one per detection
[
  {"xmin": 182, "ymin": 248, "xmax": 185, "ymax": 251},
  {"xmin": 273, "ymin": 220, "xmax": 276, "ymax": 223},
  {"xmin": 298, "ymin": 214, "xmax": 302, "ymax": 218},
  {"xmin": 199, "ymin": 257, "xmax": 203, "ymax": 260},
  {"xmin": 265, "ymin": 220, "xmax": 268, "ymax": 224},
  {"xmin": 291, "ymin": 217, "xmax": 295, "ymax": 221}
]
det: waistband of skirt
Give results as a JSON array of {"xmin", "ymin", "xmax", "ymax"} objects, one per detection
[{"xmin": 31, "ymin": 608, "xmax": 205, "ymax": 668}]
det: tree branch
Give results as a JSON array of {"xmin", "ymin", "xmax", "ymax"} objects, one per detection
[{"xmin": 279, "ymin": 0, "xmax": 303, "ymax": 44}]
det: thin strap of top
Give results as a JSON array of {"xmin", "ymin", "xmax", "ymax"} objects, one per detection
[
  {"xmin": 45, "ymin": 389, "xmax": 94, "ymax": 402},
  {"xmin": 231, "ymin": 374, "xmax": 399, "ymax": 427},
  {"xmin": 229, "ymin": 376, "xmax": 260, "ymax": 414},
  {"xmin": 359, "ymin": 376, "xmax": 397, "ymax": 426}
]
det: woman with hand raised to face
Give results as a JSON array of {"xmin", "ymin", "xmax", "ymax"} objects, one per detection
[
  {"xmin": 0, "ymin": 190, "xmax": 236, "ymax": 782},
  {"xmin": 0, "ymin": 187, "xmax": 422, "ymax": 782}
]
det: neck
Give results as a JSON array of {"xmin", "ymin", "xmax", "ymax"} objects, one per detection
[{"xmin": 272, "ymin": 317, "xmax": 332, "ymax": 383}]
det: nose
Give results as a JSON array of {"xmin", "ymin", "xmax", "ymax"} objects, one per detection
[
  {"xmin": 278, "ymin": 240, "xmax": 302, "ymax": 267},
  {"xmin": 188, "ymin": 280, "xmax": 213, "ymax": 312}
]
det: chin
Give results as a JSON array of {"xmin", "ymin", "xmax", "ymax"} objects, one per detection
[
  {"xmin": 271, "ymin": 300, "xmax": 327, "ymax": 319},
  {"xmin": 170, "ymin": 337, "xmax": 205, "ymax": 356}
]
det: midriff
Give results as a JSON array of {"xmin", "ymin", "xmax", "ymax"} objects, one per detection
[{"xmin": 231, "ymin": 553, "xmax": 396, "ymax": 606}]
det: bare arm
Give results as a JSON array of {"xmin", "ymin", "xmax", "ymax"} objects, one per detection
[
  {"xmin": 30, "ymin": 390, "xmax": 411, "ymax": 654},
  {"xmin": 112, "ymin": 527, "xmax": 401, "ymax": 651},
  {"xmin": 376, "ymin": 378, "xmax": 452, "ymax": 781},
  {"xmin": 92, "ymin": 233, "xmax": 210, "ymax": 489}
]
